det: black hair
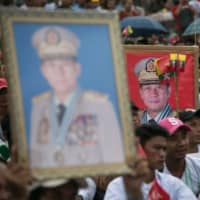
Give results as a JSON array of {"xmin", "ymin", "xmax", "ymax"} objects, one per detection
[
  {"xmin": 130, "ymin": 101, "xmax": 139, "ymax": 116},
  {"xmin": 28, "ymin": 179, "xmax": 81, "ymax": 200},
  {"xmin": 172, "ymin": 0, "xmax": 179, "ymax": 5},
  {"xmin": 135, "ymin": 124, "xmax": 169, "ymax": 147},
  {"xmin": 1, "ymin": 113, "xmax": 11, "ymax": 148},
  {"xmin": 0, "ymin": 0, "xmax": 13, "ymax": 6}
]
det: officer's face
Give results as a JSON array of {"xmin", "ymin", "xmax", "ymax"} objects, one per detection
[
  {"xmin": 41, "ymin": 58, "xmax": 80, "ymax": 94},
  {"xmin": 139, "ymin": 83, "xmax": 171, "ymax": 113}
]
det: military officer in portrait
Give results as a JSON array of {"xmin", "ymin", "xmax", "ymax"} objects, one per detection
[
  {"xmin": 134, "ymin": 57, "xmax": 176, "ymax": 124},
  {"xmin": 30, "ymin": 26, "xmax": 124, "ymax": 168}
]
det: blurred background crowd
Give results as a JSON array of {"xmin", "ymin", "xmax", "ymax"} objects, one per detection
[{"xmin": 0, "ymin": 0, "xmax": 198, "ymax": 38}]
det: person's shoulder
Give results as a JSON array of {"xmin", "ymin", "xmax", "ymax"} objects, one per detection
[
  {"xmin": 156, "ymin": 171, "xmax": 188, "ymax": 192},
  {"xmin": 108, "ymin": 176, "xmax": 123, "ymax": 186},
  {"xmin": 138, "ymin": 109, "xmax": 145, "ymax": 114},
  {"xmin": 157, "ymin": 170, "xmax": 193, "ymax": 190},
  {"xmin": 81, "ymin": 90, "xmax": 109, "ymax": 102},
  {"xmin": 169, "ymin": 110, "xmax": 178, "ymax": 117},
  {"xmin": 186, "ymin": 153, "xmax": 200, "ymax": 167},
  {"xmin": 187, "ymin": 153, "xmax": 200, "ymax": 159},
  {"xmin": 156, "ymin": 171, "xmax": 197, "ymax": 199},
  {"xmin": 156, "ymin": 170, "xmax": 184, "ymax": 185},
  {"xmin": 104, "ymin": 176, "xmax": 126, "ymax": 200},
  {"xmin": 138, "ymin": 109, "xmax": 145, "ymax": 118},
  {"xmin": 32, "ymin": 91, "xmax": 51, "ymax": 103}
]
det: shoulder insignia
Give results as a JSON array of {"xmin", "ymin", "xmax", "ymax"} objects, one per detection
[
  {"xmin": 82, "ymin": 90, "xmax": 108, "ymax": 101},
  {"xmin": 170, "ymin": 110, "xmax": 178, "ymax": 118},
  {"xmin": 138, "ymin": 110, "xmax": 144, "ymax": 119},
  {"xmin": 32, "ymin": 92, "xmax": 51, "ymax": 103}
]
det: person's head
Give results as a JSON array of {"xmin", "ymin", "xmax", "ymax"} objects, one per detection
[
  {"xmin": 104, "ymin": 0, "xmax": 116, "ymax": 10},
  {"xmin": 86, "ymin": 0, "xmax": 100, "ymax": 9},
  {"xmin": 134, "ymin": 57, "xmax": 171, "ymax": 114},
  {"xmin": 122, "ymin": 0, "xmax": 133, "ymax": 11},
  {"xmin": 163, "ymin": 0, "xmax": 172, "ymax": 10},
  {"xmin": 159, "ymin": 117, "xmax": 191, "ymax": 160},
  {"xmin": 172, "ymin": 0, "xmax": 179, "ymax": 5},
  {"xmin": 75, "ymin": 0, "xmax": 87, "ymax": 7},
  {"xmin": 180, "ymin": 0, "xmax": 188, "ymax": 5},
  {"xmin": 135, "ymin": 124, "xmax": 169, "ymax": 171},
  {"xmin": 58, "ymin": 0, "xmax": 73, "ymax": 8},
  {"xmin": 29, "ymin": 178, "xmax": 86, "ymax": 200},
  {"xmin": 179, "ymin": 109, "xmax": 200, "ymax": 147},
  {"xmin": 130, "ymin": 101, "xmax": 140, "ymax": 128},
  {"xmin": 25, "ymin": 0, "xmax": 46, "ymax": 7},
  {"xmin": 0, "ymin": 0, "xmax": 14, "ymax": 6},
  {"xmin": 32, "ymin": 26, "xmax": 81, "ymax": 96}
]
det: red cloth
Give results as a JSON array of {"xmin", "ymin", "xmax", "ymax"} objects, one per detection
[
  {"xmin": 148, "ymin": 178, "xmax": 170, "ymax": 200},
  {"xmin": 0, "ymin": 50, "xmax": 2, "ymax": 61},
  {"xmin": 171, "ymin": 5, "xmax": 181, "ymax": 33},
  {"xmin": 172, "ymin": 4, "xmax": 194, "ymax": 34},
  {"xmin": 137, "ymin": 144, "xmax": 147, "ymax": 159},
  {"xmin": 0, "ymin": 78, "xmax": 7, "ymax": 89}
]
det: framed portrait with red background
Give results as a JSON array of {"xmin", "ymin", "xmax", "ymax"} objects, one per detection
[{"xmin": 124, "ymin": 45, "xmax": 199, "ymax": 111}]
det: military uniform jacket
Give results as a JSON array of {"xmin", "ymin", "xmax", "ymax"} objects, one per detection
[
  {"xmin": 138, "ymin": 103, "xmax": 177, "ymax": 124},
  {"xmin": 30, "ymin": 90, "xmax": 124, "ymax": 168}
]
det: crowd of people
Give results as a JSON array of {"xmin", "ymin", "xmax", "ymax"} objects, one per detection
[
  {"xmin": 0, "ymin": 0, "xmax": 200, "ymax": 45},
  {"xmin": 0, "ymin": 0, "xmax": 200, "ymax": 200}
]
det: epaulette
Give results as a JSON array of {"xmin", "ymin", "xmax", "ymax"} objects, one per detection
[
  {"xmin": 138, "ymin": 110, "xmax": 144, "ymax": 120},
  {"xmin": 82, "ymin": 90, "xmax": 108, "ymax": 101},
  {"xmin": 170, "ymin": 110, "xmax": 178, "ymax": 118},
  {"xmin": 32, "ymin": 92, "xmax": 51, "ymax": 103}
]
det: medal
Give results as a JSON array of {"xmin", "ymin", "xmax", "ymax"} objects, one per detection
[
  {"xmin": 37, "ymin": 118, "xmax": 49, "ymax": 144},
  {"xmin": 54, "ymin": 146, "xmax": 64, "ymax": 165}
]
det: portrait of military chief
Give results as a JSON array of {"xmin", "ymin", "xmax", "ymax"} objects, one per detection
[
  {"xmin": 28, "ymin": 26, "xmax": 124, "ymax": 168},
  {"xmin": 125, "ymin": 45, "xmax": 199, "ymax": 126},
  {"xmin": 134, "ymin": 57, "xmax": 176, "ymax": 124}
]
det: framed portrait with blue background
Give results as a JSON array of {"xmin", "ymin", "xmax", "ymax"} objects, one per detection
[{"xmin": 0, "ymin": 8, "xmax": 134, "ymax": 179}]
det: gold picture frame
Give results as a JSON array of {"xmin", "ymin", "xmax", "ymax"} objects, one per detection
[
  {"xmin": 124, "ymin": 45, "xmax": 199, "ymax": 111},
  {"xmin": 0, "ymin": 8, "xmax": 134, "ymax": 180}
]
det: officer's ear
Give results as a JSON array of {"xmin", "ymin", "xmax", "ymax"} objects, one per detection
[{"xmin": 139, "ymin": 85, "xmax": 144, "ymax": 99}]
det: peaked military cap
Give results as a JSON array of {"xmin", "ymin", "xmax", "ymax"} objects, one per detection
[
  {"xmin": 134, "ymin": 57, "xmax": 160, "ymax": 85},
  {"xmin": 32, "ymin": 26, "xmax": 80, "ymax": 60}
]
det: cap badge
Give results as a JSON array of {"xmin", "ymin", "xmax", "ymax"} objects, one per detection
[
  {"xmin": 45, "ymin": 28, "xmax": 61, "ymax": 45},
  {"xmin": 146, "ymin": 59, "xmax": 156, "ymax": 72}
]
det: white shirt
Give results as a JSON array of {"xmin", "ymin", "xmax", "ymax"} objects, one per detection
[
  {"xmin": 44, "ymin": 2, "xmax": 57, "ymax": 11},
  {"xmin": 163, "ymin": 155, "xmax": 200, "ymax": 196},
  {"xmin": 104, "ymin": 170, "xmax": 197, "ymax": 200},
  {"xmin": 78, "ymin": 178, "xmax": 96, "ymax": 200},
  {"xmin": 189, "ymin": 0, "xmax": 200, "ymax": 17},
  {"xmin": 197, "ymin": 145, "xmax": 200, "ymax": 152}
]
